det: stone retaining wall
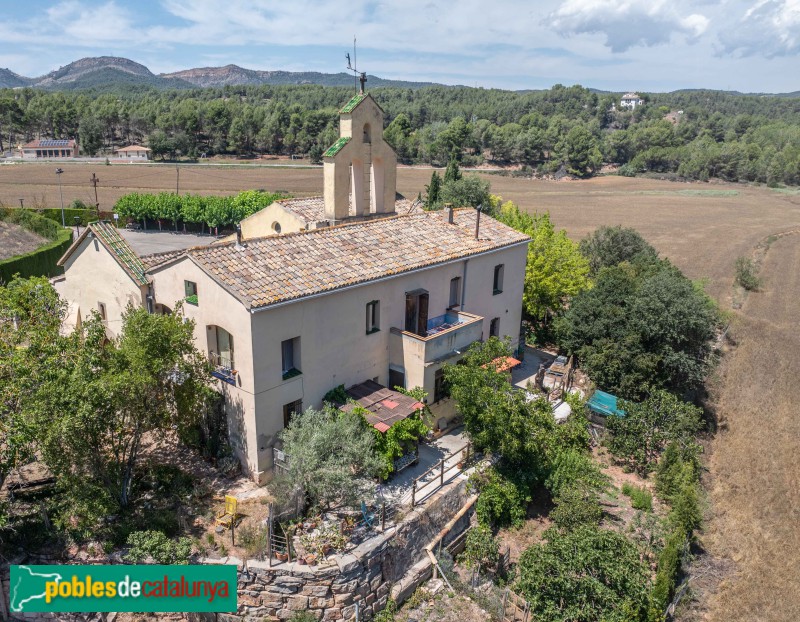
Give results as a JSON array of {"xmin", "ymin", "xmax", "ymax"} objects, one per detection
[{"xmin": 199, "ymin": 475, "xmax": 473, "ymax": 621}]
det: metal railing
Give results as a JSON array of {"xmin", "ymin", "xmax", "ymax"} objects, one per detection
[
  {"xmin": 410, "ymin": 441, "xmax": 472, "ymax": 507},
  {"xmin": 209, "ymin": 351, "xmax": 236, "ymax": 385}
]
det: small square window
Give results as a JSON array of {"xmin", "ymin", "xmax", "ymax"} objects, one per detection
[
  {"xmin": 366, "ymin": 300, "xmax": 380, "ymax": 334},
  {"xmin": 184, "ymin": 280, "xmax": 198, "ymax": 305},
  {"xmin": 493, "ymin": 265, "xmax": 504, "ymax": 295}
]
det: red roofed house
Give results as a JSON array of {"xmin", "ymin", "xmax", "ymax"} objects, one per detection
[
  {"xmin": 116, "ymin": 145, "xmax": 151, "ymax": 160},
  {"xmin": 19, "ymin": 138, "xmax": 78, "ymax": 159}
]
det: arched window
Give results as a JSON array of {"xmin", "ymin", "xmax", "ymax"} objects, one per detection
[{"xmin": 363, "ymin": 123, "xmax": 371, "ymax": 144}]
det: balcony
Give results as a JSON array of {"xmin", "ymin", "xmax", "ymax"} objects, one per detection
[
  {"xmin": 390, "ymin": 310, "xmax": 484, "ymax": 365},
  {"xmin": 209, "ymin": 351, "xmax": 236, "ymax": 385}
]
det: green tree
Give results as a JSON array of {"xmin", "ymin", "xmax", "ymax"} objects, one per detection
[
  {"xmin": 443, "ymin": 152, "xmax": 462, "ymax": 183},
  {"xmin": 606, "ymin": 390, "xmax": 703, "ymax": 474},
  {"xmin": 440, "ymin": 175, "xmax": 490, "ymax": 208},
  {"xmin": 463, "ymin": 524, "xmax": 499, "ymax": 572},
  {"xmin": 444, "ymin": 338, "xmax": 556, "ymax": 472},
  {"xmin": 278, "ymin": 406, "xmax": 383, "ymax": 511},
  {"xmin": 0, "ymin": 277, "xmax": 66, "ymax": 522},
  {"xmin": 579, "ymin": 226, "xmax": 659, "ymax": 275},
  {"xmin": 78, "ymin": 115, "xmax": 104, "ymax": 156},
  {"xmin": 517, "ymin": 526, "xmax": 650, "ymax": 622},
  {"xmin": 28, "ymin": 306, "xmax": 212, "ymax": 517},
  {"xmin": 424, "ymin": 170, "xmax": 442, "ymax": 210},
  {"xmin": 556, "ymin": 259, "xmax": 719, "ymax": 400},
  {"xmin": 559, "ymin": 125, "xmax": 602, "ymax": 177},
  {"xmin": 494, "ymin": 199, "xmax": 591, "ymax": 322}
]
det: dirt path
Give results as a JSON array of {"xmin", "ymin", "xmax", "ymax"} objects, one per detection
[{"xmin": 695, "ymin": 233, "xmax": 800, "ymax": 621}]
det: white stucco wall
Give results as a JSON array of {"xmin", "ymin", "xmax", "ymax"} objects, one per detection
[
  {"xmin": 60, "ymin": 235, "xmax": 147, "ymax": 338},
  {"xmin": 149, "ymin": 257, "xmax": 260, "ymax": 478}
]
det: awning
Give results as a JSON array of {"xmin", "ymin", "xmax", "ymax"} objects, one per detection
[
  {"xmin": 340, "ymin": 379, "xmax": 424, "ymax": 433},
  {"xmin": 484, "ymin": 356, "xmax": 522, "ymax": 373}
]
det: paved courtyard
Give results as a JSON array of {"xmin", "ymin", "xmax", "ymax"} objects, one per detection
[
  {"xmin": 380, "ymin": 426, "xmax": 468, "ymax": 507},
  {"xmin": 118, "ymin": 228, "xmax": 216, "ymax": 255}
]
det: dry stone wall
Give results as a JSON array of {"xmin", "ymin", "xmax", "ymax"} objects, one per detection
[{"xmin": 197, "ymin": 476, "xmax": 473, "ymax": 621}]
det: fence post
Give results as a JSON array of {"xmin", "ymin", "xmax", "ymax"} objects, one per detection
[
  {"xmin": 440, "ymin": 457, "xmax": 445, "ymax": 487},
  {"xmin": 411, "ymin": 480, "xmax": 416, "ymax": 507},
  {"xmin": 267, "ymin": 505, "xmax": 273, "ymax": 567},
  {"xmin": 381, "ymin": 503, "xmax": 386, "ymax": 531},
  {"xmin": 501, "ymin": 589, "xmax": 508, "ymax": 619}
]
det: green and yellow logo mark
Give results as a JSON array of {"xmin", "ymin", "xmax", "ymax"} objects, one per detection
[{"xmin": 10, "ymin": 565, "xmax": 237, "ymax": 613}]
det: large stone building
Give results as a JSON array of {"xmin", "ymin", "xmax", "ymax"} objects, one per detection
[{"xmin": 56, "ymin": 93, "xmax": 530, "ymax": 482}]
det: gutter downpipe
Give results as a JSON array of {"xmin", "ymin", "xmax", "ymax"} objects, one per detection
[{"xmin": 424, "ymin": 494, "xmax": 478, "ymax": 590}]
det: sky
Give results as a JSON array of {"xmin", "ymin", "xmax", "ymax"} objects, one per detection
[{"xmin": 1, "ymin": 0, "xmax": 799, "ymax": 93}]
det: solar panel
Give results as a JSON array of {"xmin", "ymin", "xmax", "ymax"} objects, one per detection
[{"xmin": 39, "ymin": 139, "xmax": 70, "ymax": 147}]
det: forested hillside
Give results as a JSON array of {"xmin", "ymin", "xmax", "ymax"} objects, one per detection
[{"xmin": 2, "ymin": 83, "xmax": 799, "ymax": 185}]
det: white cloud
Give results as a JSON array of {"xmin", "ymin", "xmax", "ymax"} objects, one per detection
[
  {"xmin": 719, "ymin": 0, "xmax": 800, "ymax": 56},
  {"xmin": 546, "ymin": 0, "xmax": 710, "ymax": 52}
]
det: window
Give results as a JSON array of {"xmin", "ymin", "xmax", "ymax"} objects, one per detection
[
  {"xmin": 449, "ymin": 277, "xmax": 461, "ymax": 308},
  {"xmin": 97, "ymin": 302, "xmax": 107, "ymax": 321},
  {"xmin": 405, "ymin": 289, "xmax": 429, "ymax": 336},
  {"xmin": 493, "ymin": 264, "xmax": 504, "ymax": 295},
  {"xmin": 283, "ymin": 400, "xmax": 303, "ymax": 428},
  {"xmin": 281, "ymin": 337, "xmax": 301, "ymax": 380},
  {"xmin": 272, "ymin": 222, "xmax": 281, "ymax": 234},
  {"xmin": 389, "ymin": 368, "xmax": 405, "ymax": 391},
  {"xmin": 434, "ymin": 368, "xmax": 449, "ymax": 402},
  {"xmin": 184, "ymin": 280, "xmax": 198, "ymax": 305},
  {"xmin": 366, "ymin": 300, "xmax": 380, "ymax": 334},
  {"xmin": 489, "ymin": 317, "xmax": 500, "ymax": 338}
]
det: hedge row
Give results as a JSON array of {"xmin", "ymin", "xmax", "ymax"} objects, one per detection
[
  {"xmin": 0, "ymin": 228, "xmax": 73, "ymax": 283},
  {"xmin": 114, "ymin": 190, "xmax": 288, "ymax": 229},
  {"xmin": 36, "ymin": 207, "xmax": 98, "ymax": 227}
]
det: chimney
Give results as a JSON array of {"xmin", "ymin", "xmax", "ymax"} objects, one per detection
[
  {"xmin": 445, "ymin": 203, "xmax": 454, "ymax": 224},
  {"xmin": 474, "ymin": 205, "xmax": 482, "ymax": 239},
  {"xmin": 235, "ymin": 224, "xmax": 244, "ymax": 247}
]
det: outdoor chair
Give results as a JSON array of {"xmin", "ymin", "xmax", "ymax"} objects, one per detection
[
  {"xmin": 215, "ymin": 495, "xmax": 238, "ymax": 528},
  {"xmin": 360, "ymin": 501, "xmax": 376, "ymax": 529}
]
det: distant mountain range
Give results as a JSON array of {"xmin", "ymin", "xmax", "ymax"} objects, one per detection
[
  {"xmin": 0, "ymin": 56, "xmax": 798, "ymax": 96},
  {"xmin": 0, "ymin": 56, "xmax": 440, "ymax": 91}
]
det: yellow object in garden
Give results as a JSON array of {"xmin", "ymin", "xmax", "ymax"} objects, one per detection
[{"xmin": 216, "ymin": 495, "xmax": 238, "ymax": 528}]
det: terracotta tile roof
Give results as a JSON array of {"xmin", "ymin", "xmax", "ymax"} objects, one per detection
[
  {"xmin": 140, "ymin": 249, "xmax": 186, "ymax": 270},
  {"xmin": 59, "ymin": 221, "xmax": 147, "ymax": 286},
  {"xmin": 117, "ymin": 145, "xmax": 151, "ymax": 152},
  {"xmin": 277, "ymin": 194, "xmax": 421, "ymax": 224},
  {"xmin": 186, "ymin": 208, "xmax": 529, "ymax": 310}
]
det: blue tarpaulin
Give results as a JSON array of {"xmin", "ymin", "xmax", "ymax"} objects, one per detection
[{"xmin": 587, "ymin": 390, "xmax": 625, "ymax": 417}]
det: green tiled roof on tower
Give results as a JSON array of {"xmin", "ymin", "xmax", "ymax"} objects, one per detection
[
  {"xmin": 324, "ymin": 136, "xmax": 351, "ymax": 158},
  {"xmin": 339, "ymin": 93, "xmax": 367, "ymax": 114}
]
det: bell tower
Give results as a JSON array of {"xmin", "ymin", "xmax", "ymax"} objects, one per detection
[{"xmin": 323, "ymin": 92, "xmax": 398, "ymax": 223}]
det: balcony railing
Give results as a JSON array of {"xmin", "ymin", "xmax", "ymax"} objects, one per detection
[
  {"xmin": 391, "ymin": 310, "xmax": 483, "ymax": 364},
  {"xmin": 209, "ymin": 351, "xmax": 236, "ymax": 385}
]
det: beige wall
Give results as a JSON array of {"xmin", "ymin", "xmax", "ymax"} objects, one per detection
[
  {"xmin": 150, "ymin": 257, "xmax": 260, "ymax": 478},
  {"xmin": 239, "ymin": 202, "xmax": 309, "ymax": 239},
  {"xmin": 247, "ymin": 242, "xmax": 528, "ymax": 476},
  {"xmin": 60, "ymin": 235, "xmax": 147, "ymax": 338}
]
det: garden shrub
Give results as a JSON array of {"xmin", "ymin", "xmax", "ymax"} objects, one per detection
[
  {"xmin": 237, "ymin": 523, "xmax": 269, "ymax": 559},
  {"xmin": 471, "ymin": 466, "xmax": 531, "ymax": 529},
  {"xmin": 735, "ymin": 256, "xmax": 759, "ymax": 290},
  {"xmin": 463, "ymin": 524, "xmax": 500, "ymax": 572},
  {"xmin": 622, "ymin": 483, "xmax": 653, "ymax": 512},
  {"xmin": 550, "ymin": 484, "xmax": 603, "ymax": 532},
  {"xmin": 125, "ymin": 530, "xmax": 193, "ymax": 564}
]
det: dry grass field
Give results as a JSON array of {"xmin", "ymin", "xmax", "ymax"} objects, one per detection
[{"xmin": 3, "ymin": 161, "xmax": 800, "ymax": 619}]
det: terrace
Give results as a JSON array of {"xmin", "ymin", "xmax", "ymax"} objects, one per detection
[{"xmin": 390, "ymin": 310, "xmax": 484, "ymax": 365}]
